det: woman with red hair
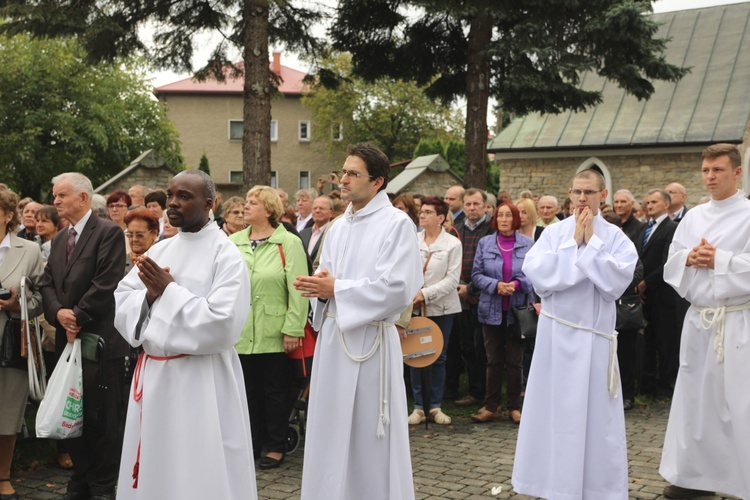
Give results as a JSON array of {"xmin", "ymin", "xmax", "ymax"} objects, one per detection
[{"xmin": 470, "ymin": 202, "xmax": 534, "ymax": 424}]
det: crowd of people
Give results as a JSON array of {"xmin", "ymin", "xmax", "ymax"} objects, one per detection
[{"xmin": 0, "ymin": 141, "xmax": 747, "ymax": 500}]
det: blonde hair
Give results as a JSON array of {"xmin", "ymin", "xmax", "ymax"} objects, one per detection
[
  {"xmin": 515, "ymin": 197, "xmax": 538, "ymax": 226},
  {"xmin": 246, "ymin": 185, "xmax": 283, "ymax": 227}
]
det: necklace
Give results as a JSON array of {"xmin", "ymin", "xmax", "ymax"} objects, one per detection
[{"xmin": 496, "ymin": 233, "xmax": 515, "ymax": 252}]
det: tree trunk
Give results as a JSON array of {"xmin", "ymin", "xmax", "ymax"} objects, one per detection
[
  {"xmin": 463, "ymin": 12, "xmax": 492, "ymax": 190},
  {"xmin": 243, "ymin": 0, "xmax": 272, "ymax": 191}
]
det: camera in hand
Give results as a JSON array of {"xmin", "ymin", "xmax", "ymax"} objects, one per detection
[{"xmin": 0, "ymin": 288, "xmax": 11, "ymax": 300}]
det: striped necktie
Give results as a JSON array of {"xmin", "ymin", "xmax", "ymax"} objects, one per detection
[
  {"xmin": 66, "ymin": 227, "xmax": 77, "ymax": 262},
  {"xmin": 642, "ymin": 220, "xmax": 655, "ymax": 247}
]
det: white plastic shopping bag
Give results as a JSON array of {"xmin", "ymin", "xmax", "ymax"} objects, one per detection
[{"xmin": 36, "ymin": 339, "xmax": 84, "ymax": 439}]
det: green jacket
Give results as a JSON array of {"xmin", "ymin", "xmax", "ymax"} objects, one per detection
[{"xmin": 230, "ymin": 224, "xmax": 308, "ymax": 354}]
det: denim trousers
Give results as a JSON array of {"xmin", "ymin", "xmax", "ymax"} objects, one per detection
[{"xmin": 411, "ymin": 314, "xmax": 455, "ymax": 410}]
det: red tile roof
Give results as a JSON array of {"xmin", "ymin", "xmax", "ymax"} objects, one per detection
[{"xmin": 154, "ymin": 61, "xmax": 307, "ymax": 96}]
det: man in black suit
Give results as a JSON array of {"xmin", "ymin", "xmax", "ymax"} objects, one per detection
[
  {"xmin": 40, "ymin": 172, "xmax": 127, "ymax": 500},
  {"xmin": 636, "ymin": 189, "xmax": 680, "ymax": 398},
  {"xmin": 299, "ymin": 196, "xmax": 333, "ymax": 260},
  {"xmin": 443, "ymin": 185, "xmax": 466, "ymax": 227},
  {"xmin": 613, "ymin": 189, "xmax": 644, "ymax": 242}
]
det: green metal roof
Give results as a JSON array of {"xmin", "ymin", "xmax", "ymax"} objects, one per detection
[{"xmin": 488, "ymin": 2, "xmax": 750, "ymax": 152}]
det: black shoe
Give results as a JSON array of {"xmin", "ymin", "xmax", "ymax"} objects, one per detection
[
  {"xmin": 623, "ymin": 398, "xmax": 634, "ymax": 411},
  {"xmin": 0, "ymin": 478, "xmax": 19, "ymax": 500},
  {"xmin": 663, "ymin": 484, "xmax": 715, "ymax": 499},
  {"xmin": 259, "ymin": 454, "xmax": 285, "ymax": 470},
  {"xmin": 58, "ymin": 492, "xmax": 88, "ymax": 500}
]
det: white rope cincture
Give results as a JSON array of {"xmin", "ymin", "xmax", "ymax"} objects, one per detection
[
  {"xmin": 540, "ymin": 309, "xmax": 620, "ymax": 398},
  {"xmin": 326, "ymin": 312, "xmax": 394, "ymax": 438},
  {"xmin": 693, "ymin": 303, "xmax": 750, "ymax": 364}
]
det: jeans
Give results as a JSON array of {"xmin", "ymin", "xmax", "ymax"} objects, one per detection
[{"xmin": 411, "ymin": 314, "xmax": 455, "ymax": 410}]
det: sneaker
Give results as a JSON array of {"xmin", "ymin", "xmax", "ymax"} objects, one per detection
[
  {"xmin": 429, "ymin": 408, "xmax": 452, "ymax": 425},
  {"xmin": 663, "ymin": 484, "xmax": 715, "ymax": 499},
  {"xmin": 454, "ymin": 395, "xmax": 482, "ymax": 407},
  {"xmin": 408, "ymin": 409, "xmax": 426, "ymax": 425}
]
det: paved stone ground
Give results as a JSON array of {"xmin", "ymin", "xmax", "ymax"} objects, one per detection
[{"xmin": 10, "ymin": 400, "xmax": 739, "ymax": 499}]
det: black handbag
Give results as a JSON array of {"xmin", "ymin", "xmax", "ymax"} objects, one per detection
[
  {"xmin": 0, "ymin": 311, "xmax": 26, "ymax": 370},
  {"xmin": 615, "ymin": 294, "xmax": 645, "ymax": 331},
  {"xmin": 512, "ymin": 296, "xmax": 539, "ymax": 339}
]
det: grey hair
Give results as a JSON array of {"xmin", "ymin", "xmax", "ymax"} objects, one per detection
[
  {"xmin": 315, "ymin": 195, "xmax": 334, "ymax": 211},
  {"xmin": 91, "ymin": 194, "xmax": 108, "ymax": 217},
  {"xmin": 539, "ymin": 195, "xmax": 559, "ymax": 207},
  {"xmin": 52, "ymin": 173, "xmax": 93, "ymax": 198},
  {"xmin": 295, "ymin": 188, "xmax": 318, "ymax": 201},
  {"xmin": 648, "ymin": 188, "xmax": 671, "ymax": 205},
  {"xmin": 614, "ymin": 189, "xmax": 635, "ymax": 203},
  {"xmin": 180, "ymin": 169, "xmax": 216, "ymax": 201}
]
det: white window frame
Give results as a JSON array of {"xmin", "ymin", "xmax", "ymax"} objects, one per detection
[
  {"xmin": 298, "ymin": 120, "xmax": 311, "ymax": 142},
  {"xmin": 332, "ymin": 123, "xmax": 343, "ymax": 142},
  {"xmin": 270, "ymin": 171, "xmax": 278, "ymax": 189},
  {"xmin": 270, "ymin": 120, "xmax": 278, "ymax": 142},
  {"xmin": 229, "ymin": 120, "xmax": 243, "ymax": 140},
  {"xmin": 299, "ymin": 171, "xmax": 310, "ymax": 189}
]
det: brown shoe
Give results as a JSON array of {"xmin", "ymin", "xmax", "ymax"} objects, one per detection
[
  {"xmin": 454, "ymin": 395, "xmax": 482, "ymax": 407},
  {"xmin": 509, "ymin": 409, "xmax": 522, "ymax": 424},
  {"xmin": 663, "ymin": 484, "xmax": 715, "ymax": 499},
  {"xmin": 471, "ymin": 407, "xmax": 501, "ymax": 423}
]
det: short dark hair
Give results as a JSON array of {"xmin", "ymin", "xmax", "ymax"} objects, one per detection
[
  {"xmin": 421, "ymin": 196, "xmax": 449, "ymax": 219},
  {"xmin": 346, "ymin": 142, "xmax": 390, "ymax": 192},
  {"xmin": 35, "ymin": 205, "xmax": 61, "ymax": 227},
  {"xmin": 702, "ymin": 143, "xmax": 741, "ymax": 167},
  {"xmin": 124, "ymin": 207, "xmax": 160, "ymax": 233},
  {"xmin": 106, "ymin": 190, "xmax": 132, "ymax": 207},
  {"xmin": 144, "ymin": 190, "xmax": 167, "ymax": 209},
  {"xmin": 178, "ymin": 170, "xmax": 216, "ymax": 202},
  {"xmin": 490, "ymin": 202, "xmax": 522, "ymax": 232},
  {"xmin": 464, "ymin": 188, "xmax": 487, "ymax": 203}
]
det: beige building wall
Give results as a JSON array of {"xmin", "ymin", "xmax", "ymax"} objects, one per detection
[
  {"xmin": 497, "ymin": 150, "xmax": 714, "ymax": 207},
  {"xmin": 157, "ymin": 93, "xmax": 344, "ymax": 199}
]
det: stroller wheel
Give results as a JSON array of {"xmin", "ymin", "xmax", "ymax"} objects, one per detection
[{"xmin": 286, "ymin": 424, "xmax": 301, "ymax": 454}]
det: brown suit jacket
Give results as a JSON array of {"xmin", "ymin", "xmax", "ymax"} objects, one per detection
[{"xmin": 40, "ymin": 212, "xmax": 128, "ymax": 359}]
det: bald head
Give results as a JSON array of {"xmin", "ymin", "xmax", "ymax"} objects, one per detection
[
  {"xmin": 444, "ymin": 185, "xmax": 465, "ymax": 214},
  {"xmin": 665, "ymin": 183, "xmax": 687, "ymax": 213}
]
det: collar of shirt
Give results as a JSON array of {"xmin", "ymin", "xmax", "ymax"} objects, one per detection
[
  {"xmin": 464, "ymin": 214, "xmax": 486, "ymax": 231},
  {"xmin": 71, "ymin": 209, "xmax": 93, "ymax": 243},
  {"xmin": 650, "ymin": 212, "xmax": 669, "ymax": 231},
  {"xmin": 296, "ymin": 213, "xmax": 312, "ymax": 231}
]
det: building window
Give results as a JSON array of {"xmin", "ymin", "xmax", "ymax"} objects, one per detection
[
  {"xmin": 332, "ymin": 123, "xmax": 343, "ymax": 142},
  {"xmin": 270, "ymin": 171, "xmax": 278, "ymax": 188},
  {"xmin": 229, "ymin": 120, "xmax": 243, "ymax": 140},
  {"xmin": 299, "ymin": 171, "xmax": 310, "ymax": 189},
  {"xmin": 298, "ymin": 121, "xmax": 311, "ymax": 142},
  {"xmin": 230, "ymin": 120, "xmax": 278, "ymax": 142},
  {"xmin": 229, "ymin": 170, "xmax": 244, "ymax": 184}
]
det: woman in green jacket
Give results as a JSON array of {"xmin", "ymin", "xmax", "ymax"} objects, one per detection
[{"xmin": 230, "ymin": 186, "xmax": 308, "ymax": 470}]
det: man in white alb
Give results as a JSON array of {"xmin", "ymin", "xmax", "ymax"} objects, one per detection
[
  {"xmin": 114, "ymin": 170, "xmax": 256, "ymax": 500},
  {"xmin": 659, "ymin": 143, "xmax": 750, "ymax": 500},
  {"xmin": 294, "ymin": 142, "xmax": 423, "ymax": 500},
  {"xmin": 512, "ymin": 169, "xmax": 637, "ymax": 500}
]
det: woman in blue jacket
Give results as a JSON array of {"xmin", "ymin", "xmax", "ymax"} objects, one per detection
[{"xmin": 471, "ymin": 202, "xmax": 534, "ymax": 424}]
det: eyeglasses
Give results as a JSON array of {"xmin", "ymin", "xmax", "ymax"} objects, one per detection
[
  {"xmin": 339, "ymin": 169, "xmax": 376, "ymax": 180},
  {"xmin": 108, "ymin": 204, "xmax": 128, "ymax": 209},
  {"xmin": 125, "ymin": 231, "xmax": 154, "ymax": 240},
  {"xmin": 419, "ymin": 209, "xmax": 437, "ymax": 216},
  {"xmin": 570, "ymin": 189, "xmax": 602, "ymax": 197}
]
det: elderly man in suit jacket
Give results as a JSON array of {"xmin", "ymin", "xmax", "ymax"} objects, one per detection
[
  {"xmin": 40, "ymin": 172, "xmax": 127, "ymax": 500},
  {"xmin": 299, "ymin": 196, "xmax": 333, "ymax": 260},
  {"xmin": 637, "ymin": 189, "xmax": 680, "ymax": 398}
]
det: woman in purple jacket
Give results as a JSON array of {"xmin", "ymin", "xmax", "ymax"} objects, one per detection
[{"xmin": 471, "ymin": 202, "xmax": 534, "ymax": 424}]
